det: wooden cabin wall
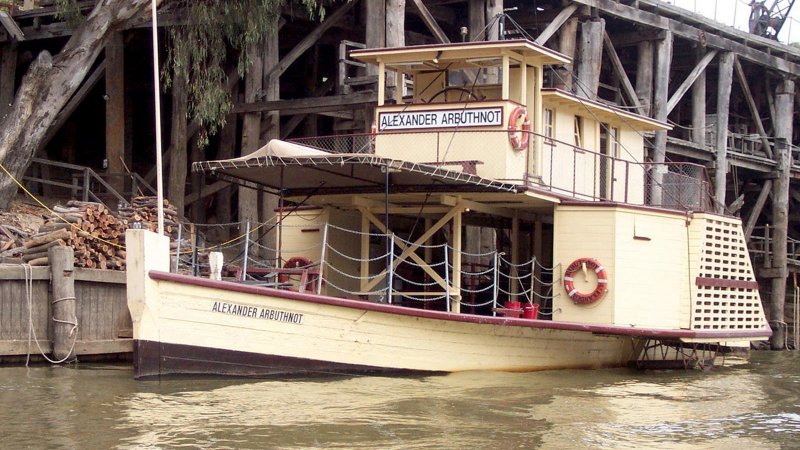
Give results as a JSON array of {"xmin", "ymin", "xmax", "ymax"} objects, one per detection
[{"xmin": 3, "ymin": 0, "xmax": 798, "ymax": 347}]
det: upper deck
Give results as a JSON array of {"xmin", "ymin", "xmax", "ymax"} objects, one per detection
[{"xmin": 282, "ymin": 39, "xmax": 709, "ymax": 213}]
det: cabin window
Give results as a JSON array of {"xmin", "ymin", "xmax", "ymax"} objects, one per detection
[
  {"xmin": 610, "ymin": 127, "xmax": 620, "ymax": 158},
  {"xmin": 544, "ymin": 108, "xmax": 554, "ymax": 143},
  {"xmin": 573, "ymin": 116, "xmax": 583, "ymax": 147}
]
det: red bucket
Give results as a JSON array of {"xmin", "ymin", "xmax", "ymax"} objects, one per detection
[
  {"xmin": 523, "ymin": 304, "xmax": 539, "ymax": 319},
  {"xmin": 503, "ymin": 301, "xmax": 522, "ymax": 318}
]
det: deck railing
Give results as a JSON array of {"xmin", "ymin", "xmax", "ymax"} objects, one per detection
[{"xmin": 289, "ymin": 130, "xmax": 717, "ymax": 213}]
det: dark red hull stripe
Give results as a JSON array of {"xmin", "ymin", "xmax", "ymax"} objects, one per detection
[
  {"xmin": 148, "ymin": 271, "xmax": 772, "ymax": 340},
  {"xmin": 133, "ymin": 340, "xmax": 433, "ymax": 379}
]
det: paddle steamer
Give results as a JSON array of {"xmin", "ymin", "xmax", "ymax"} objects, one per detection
[{"xmin": 127, "ymin": 39, "xmax": 771, "ymax": 378}]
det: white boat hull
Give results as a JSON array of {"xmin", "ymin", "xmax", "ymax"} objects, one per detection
[{"xmin": 132, "ymin": 272, "xmax": 636, "ymax": 378}]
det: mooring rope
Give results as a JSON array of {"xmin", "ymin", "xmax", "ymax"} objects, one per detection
[{"xmin": 24, "ymin": 264, "xmax": 78, "ymax": 366}]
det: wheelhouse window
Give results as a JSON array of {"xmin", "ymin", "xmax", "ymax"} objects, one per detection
[{"xmin": 573, "ymin": 116, "xmax": 583, "ymax": 148}]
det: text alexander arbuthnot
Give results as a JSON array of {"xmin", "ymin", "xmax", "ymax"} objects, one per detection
[{"xmin": 211, "ymin": 301, "xmax": 303, "ymax": 325}]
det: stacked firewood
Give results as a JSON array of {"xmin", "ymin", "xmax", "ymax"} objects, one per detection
[
  {"xmin": 2, "ymin": 201, "xmax": 127, "ymax": 269},
  {"xmin": 0, "ymin": 225, "xmax": 28, "ymax": 260},
  {"xmin": 118, "ymin": 196, "xmax": 181, "ymax": 239}
]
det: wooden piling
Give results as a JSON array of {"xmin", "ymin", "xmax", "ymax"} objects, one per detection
[
  {"xmin": 49, "ymin": 245, "xmax": 77, "ymax": 361},
  {"xmin": 769, "ymin": 78, "xmax": 796, "ymax": 350}
]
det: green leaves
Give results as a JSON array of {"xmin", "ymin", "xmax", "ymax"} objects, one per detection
[{"xmin": 164, "ymin": 0, "xmax": 328, "ymax": 148}]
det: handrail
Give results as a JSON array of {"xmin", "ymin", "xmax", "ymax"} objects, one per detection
[{"xmin": 24, "ymin": 157, "xmax": 147, "ymax": 207}]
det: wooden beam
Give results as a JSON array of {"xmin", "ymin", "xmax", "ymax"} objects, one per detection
[
  {"xmin": 264, "ymin": 0, "xmax": 357, "ymax": 84},
  {"xmin": 575, "ymin": 19, "xmax": 605, "ymax": 99},
  {"xmin": 665, "ymin": 49, "xmax": 717, "ymax": 115},
  {"xmin": 602, "ymin": 31, "xmax": 642, "ymax": 114},
  {"xmin": 569, "ymin": 0, "xmax": 800, "ymax": 76},
  {"xmin": 649, "ymin": 30, "xmax": 672, "ymax": 205},
  {"xmin": 534, "ymin": 4, "xmax": 578, "ymax": 45},
  {"xmin": 468, "ymin": 0, "xmax": 485, "ymax": 41},
  {"xmin": 557, "ymin": 17, "xmax": 578, "ymax": 91},
  {"xmin": 714, "ymin": 52, "xmax": 735, "ymax": 214},
  {"xmin": 691, "ymin": 46, "xmax": 706, "ymax": 146},
  {"xmin": 105, "ymin": 32, "xmax": 126, "ymax": 194},
  {"xmin": 234, "ymin": 91, "xmax": 377, "ymax": 115},
  {"xmin": 744, "ymin": 179, "xmax": 772, "ymax": 240},
  {"xmin": 410, "ymin": 0, "xmax": 449, "ymax": 44},
  {"xmin": 769, "ymin": 80, "xmax": 795, "ymax": 349},
  {"xmin": 734, "ymin": 58, "xmax": 773, "ymax": 159},
  {"xmin": 635, "ymin": 40, "xmax": 653, "ymax": 116}
]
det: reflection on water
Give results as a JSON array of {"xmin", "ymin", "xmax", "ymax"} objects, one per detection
[{"xmin": 0, "ymin": 352, "xmax": 798, "ymax": 449}]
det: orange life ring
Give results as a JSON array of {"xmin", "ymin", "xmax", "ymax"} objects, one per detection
[
  {"xmin": 279, "ymin": 257, "xmax": 313, "ymax": 283},
  {"xmin": 507, "ymin": 106, "xmax": 531, "ymax": 151},
  {"xmin": 563, "ymin": 258, "xmax": 608, "ymax": 305}
]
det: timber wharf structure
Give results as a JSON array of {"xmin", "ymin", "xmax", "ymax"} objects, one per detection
[{"xmin": 0, "ymin": 0, "xmax": 799, "ymax": 359}]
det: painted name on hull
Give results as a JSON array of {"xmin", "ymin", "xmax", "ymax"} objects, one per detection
[
  {"xmin": 211, "ymin": 301, "xmax": 304, "ymax": 324},
  {"xmin": 378, "ymin": 107, "xmax": 503, "ymax": 131}
]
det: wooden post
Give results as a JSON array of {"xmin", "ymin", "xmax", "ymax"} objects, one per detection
[
  {"xmin": 574, "ymin": 18, "xmax": 605, "ymax": 99},
  {"xmin": 239, "ymin": 41, "xmax": 264, "ymax": 255},
  {"xmin": 557, "ymin": 17, "xmax": 578, "ymax": 91},
  {"xmin": 105, "ymin": 32, "xmax": 126, "ymax": 194},
  {"xmin": 49, "ymin": 246, "xmax": 76, "ymax": 362},
  {"xmin": 167, "ymin": 71, "xmax": 188, "ymax": 217},
  {"xmin": 650, "ymin": 30, "xmax": 672, "ymax": 206},
  {"xmin": 714, "ymin": 52, "xmax": 734, "ymax": 214},
  {"xmin": 386, "ymin": 0, "xmax": 405, "ymax": 95},
  {"xmin": 511, "ymin": 211, "xmax": 519, "ymax": 301},
  {"xmin": 691, "ymin": 46, "xmax": 706, "ymax": 146},
  {"xmin": 0, "ymin": 42, "xmax": 16, "ymax": 121},
  {"xmin": 365, "ymin": 0, "xmax": 385, "ymax": 76},
  {"xmin": 769, "ymin": 78, "xmax": 795, "ymax": 350},
  {"xmin": 486, "ymin": 0, "xmax": 503, "ymax": 41},
  {"xmin": 451, "ymin": 208, "xmax": 463, "ymax": 313},
  {"xmin": 469, "ymin": 0, "xmax": 486, "ymax": 40},
  {"xmin": 635, "ymin": 40, "xmax": 653, "ymax": 117},
  {"xmin": 260, "ymin": 20, "xmax": 280, "ymax": 262}
]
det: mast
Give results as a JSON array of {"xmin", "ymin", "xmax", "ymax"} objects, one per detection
[{"xmin": 151, "ymin": 0, "xmax": 165, "ymax": 235}]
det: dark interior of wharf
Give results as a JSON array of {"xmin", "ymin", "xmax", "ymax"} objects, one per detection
[{"xmin": 1, "ymin": 0, "xmax": 799, "ymax": 347}]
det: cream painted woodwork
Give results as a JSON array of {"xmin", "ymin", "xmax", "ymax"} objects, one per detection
[
  {"xmin": 374, "ymin": 100, "xmax": 529, "ymax": 182},
  {"xmin": 540, "ymin": 92, "xmax": 655, "ymax": 202},
  {"xmin": 552, "ymin": 205, "xmax": 769, "ymax": 342},
  {"xmin": 128, "ymin": 229, "xmax": 635, "ymax": 372},
  {"xmin": 686, "ymin": 214, "xmax": 768, "ymax": 332},
  {"xmin": 278, "ymin": 207, "xmax": 362, "ymax": 296}
]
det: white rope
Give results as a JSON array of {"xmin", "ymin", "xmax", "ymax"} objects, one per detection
[{"xmin": 326, "ymin": 243, "xmax": 389, "ymax": 263}]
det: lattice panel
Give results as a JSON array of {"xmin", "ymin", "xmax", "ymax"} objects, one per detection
[{"xmin": 691, "ymin": 218, "xmax": 768, "ymax": 331}]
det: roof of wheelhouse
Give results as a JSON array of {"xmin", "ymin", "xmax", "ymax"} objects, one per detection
[{"xmin": 350, "ymin": 39, "xmax": 571, "ymax": 72}]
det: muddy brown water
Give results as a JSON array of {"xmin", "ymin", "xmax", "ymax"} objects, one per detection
[{"xmin": 0, "ymin": 351, "xmax": 798, "ymax": 449}]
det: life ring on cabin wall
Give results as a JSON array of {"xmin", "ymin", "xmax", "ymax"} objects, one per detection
[
  {"xmin": 563, "ymin": 258, "xmax": 608, "ymax": 305},
  {"xmin": 284, "ymin": 256, "xmax": 312, "ymax": 269},
  {"xmin": 507, "ymin": 106, "xmax": 531, "ymax": 151},
  {"xmin": 279, "ymin": 256, "xmax": 314, "ymax": 284}
]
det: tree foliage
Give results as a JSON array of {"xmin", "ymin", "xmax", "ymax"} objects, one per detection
[{"xmin": 163, "ymin": 0, "xmax": 329, "ymax": 147}]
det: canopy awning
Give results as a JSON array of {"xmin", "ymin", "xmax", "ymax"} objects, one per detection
[{"xmin": 192, "ymin": 140, "xmax": 523, "ymax": 197}]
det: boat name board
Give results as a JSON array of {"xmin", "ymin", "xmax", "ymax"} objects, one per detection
[
  {"xmin": 377, "ymin": 107, "xmax": 503, "ymax": 131},
  {"xmin": 211, "ymin": 301, "xmax": 304, "ymax": 325}
]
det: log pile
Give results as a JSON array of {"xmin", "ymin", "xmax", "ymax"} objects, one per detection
[
  {"xmin": 0, "ymin": 196, "xmax": 184, "ymax": 269},
  {"xmin": 118, "ymin": 196, "xmax": 181, "ymax": 240},
  {"xmin": 0, "ymin": 201, "xmax": 127, "ymax": 269},
  {"xmin": 0, "ymin": 225, "xmax": 28, "ymax": 261}
]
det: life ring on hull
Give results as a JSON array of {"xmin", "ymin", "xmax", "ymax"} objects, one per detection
[
  {"xmin": 507, "ymin": 106, "xmax": 531, "ymax": 151},
  {"xmin": 279, "ymin": 257, "xmax": 313, "ymax": 283},
  {"xmin": 563, "ymin": 258, "xmax": 608, "ymax": 305}
]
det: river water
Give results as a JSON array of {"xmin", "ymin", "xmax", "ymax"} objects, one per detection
[{"xmin": 1, "ymin": 351, "xmax": 798, "ymax": 449}]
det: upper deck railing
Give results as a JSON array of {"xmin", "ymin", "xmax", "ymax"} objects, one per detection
[{"xmin": 289, "ymin": 130, "xmax": 716, "ymax": 214}]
